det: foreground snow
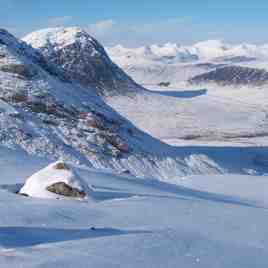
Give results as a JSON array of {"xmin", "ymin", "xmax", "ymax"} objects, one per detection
[{"xmin": 0, "ymin": 147, "xmax": 268, "ymax": 267}]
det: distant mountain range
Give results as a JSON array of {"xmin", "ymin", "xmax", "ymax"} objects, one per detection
[
  {"xmin": 107, "ymin": 40, "xmax": 268, "ymax": 87},
  {"xmin": 108, "ymin": 40, "xmax": 268, "ymax": 64}
]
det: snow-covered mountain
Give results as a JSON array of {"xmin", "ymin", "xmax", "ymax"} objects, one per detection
[
  {"xmin": 0, "ymin": 28, "xmax": 166, "ymax": 179},
  {"xmin": 107, "ymin": 40, "xmax": 268, "ymax": 87},
  {"xmin": 23, "ymin": 27, "xmax": 142, "ymax": 96},
  {"xmin": 0, "ymin": 28, "xmax": 267, "ymax": 182}
]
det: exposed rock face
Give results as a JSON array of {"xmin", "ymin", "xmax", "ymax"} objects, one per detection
[
  {"xmin": 189, "ymin": 66, "xmax": 268, "ymax": 86},
  {"xmin": 10, "ymin": 90, "xmax": 28, "ymax": 103},
  {"xmin": 54, "ymin": 161, "xmax": 68, "ymax": 170},
  {"xmin": 158, "ymin": 82, "xmax": 170, "ymax": 87},
  {"xmin": 23, "ymin": 27, "xmax": 142, "ymax": 96},
  {"xmin": 46, "ymin": 182, "xmax": 86, "ymax": 198},
  {"xmin": 0, "ymin": 63, "xmax": 36, "ymax": 79}
]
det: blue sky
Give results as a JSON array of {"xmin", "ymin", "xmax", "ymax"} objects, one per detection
[{"xmin": 1, "ymin": 0, "xmax": 268, "ymax": 46}]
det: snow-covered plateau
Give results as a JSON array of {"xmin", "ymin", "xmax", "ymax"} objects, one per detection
[{"xmin": 1, "ymin": 27, "xmax": 268, "ymax": 267}]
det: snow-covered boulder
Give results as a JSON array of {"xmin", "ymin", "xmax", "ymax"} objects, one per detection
[{"xmin": 19, "ymin": 161, "xmax": 92, "ymax": 200}]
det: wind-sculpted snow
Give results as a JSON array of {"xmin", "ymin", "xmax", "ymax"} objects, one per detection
[
  {"xmin": 23, "ymin": 27, "xmax": 142, "ymax": 96},
  {"xmin": 1, "ymin": 150, "xmax": 268, "ymax": 267}
]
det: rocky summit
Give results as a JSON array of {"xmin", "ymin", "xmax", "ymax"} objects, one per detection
[{"xmin": 23, "ymin": 27, "xmax": 142, "ymax": 96}]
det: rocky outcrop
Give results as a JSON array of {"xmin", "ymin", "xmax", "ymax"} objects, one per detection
[
  {"xmin": 46, "ymin": 182, "xmax": 86, "ymax": 198},
  {"xmin": 0, "ymin": 63, "xmax": 37, "ymax": 79}
]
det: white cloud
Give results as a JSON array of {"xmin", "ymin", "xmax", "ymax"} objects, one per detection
[
  {"xmin": 87, "ymin": 20, "xmax": 116, "ymax": 36},
  {"xmin": 85, "ymin": 17, "xmax": 237, "ymax": 47},
  {"xmin": 131, "ymin": 18, "xmax": 191, "ymax": 34},
  {"xmin": 86, "ymin": 18, "xmax": 196, "ymax": 47},
  {"xmin": 48, "ymin": 16, "xmax": 73, "ymax": 27}
]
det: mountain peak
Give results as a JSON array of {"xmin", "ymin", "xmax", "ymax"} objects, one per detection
[
  {"xmin": 23, "ymin": 27, "xmax": 95, "ymax": 50},
  {"xmin": 23, "ymin": 27, "xmax": 141, "ymax": 96}
]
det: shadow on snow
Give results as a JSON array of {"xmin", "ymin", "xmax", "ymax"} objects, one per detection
[
  {"xmin": 153, "ymin": 89, "xmax": 207, "ymax": 99},
  {"xmin": 0, "ymin": 227, "xmax": 152, "ymax": 249}
]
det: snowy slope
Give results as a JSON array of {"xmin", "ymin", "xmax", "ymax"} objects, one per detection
[
  {"xmin": 1, "ymin": 148, "xmax": 268, "ymax": 267},
  {"xmin": 23, "ymin": 27, "xmax": 142, "ymax": 96}
]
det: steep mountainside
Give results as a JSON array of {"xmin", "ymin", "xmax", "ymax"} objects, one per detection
[
  {"xmin": 0, "ymin": 28, "xmax": 159, "ymax": 177},
  {"xmin": 23, "ymin": 27, "xmax": 141, "ymax": 96}
]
